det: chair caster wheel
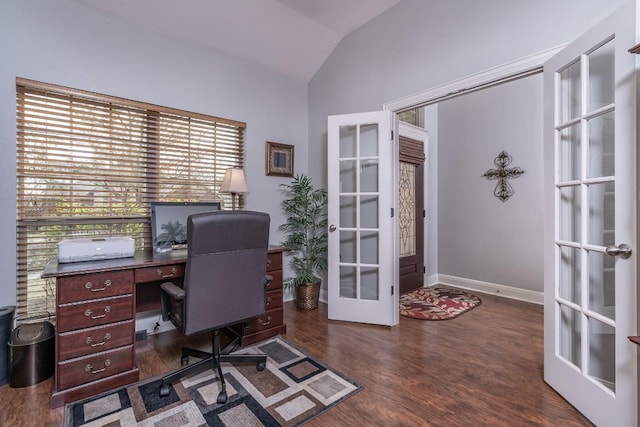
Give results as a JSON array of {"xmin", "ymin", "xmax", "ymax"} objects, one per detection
[
  {"xmin": 257, "ymin": 361, "xmax": 266, "ymax": 371},
  {"xmin": 160, "ymin": 384, "xmax": 170, "ymax": 397},
  {"xmin": 181, "ymin": 355, "xmax": 189, "ymax": 365},
  {"xmin": 216, "ymin": 391, "xmax": 227, "ymax": 404}
]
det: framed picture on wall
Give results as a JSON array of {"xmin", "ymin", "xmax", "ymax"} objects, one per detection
[{"xmin": 265, "ymin": 141, "xmax": 294, "ymax": 177}]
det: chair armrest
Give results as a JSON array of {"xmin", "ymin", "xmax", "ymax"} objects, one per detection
[
  {"xmin": 160, "ymin": 281, "xmax": 185, "ymax": 300},
  {"xmin": 264, "ymin": 274, "xmax": 273, "ymax": 287}
]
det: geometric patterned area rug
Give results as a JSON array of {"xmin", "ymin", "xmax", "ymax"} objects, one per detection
[
  {"xmin": 400, "ymin": 285, "xmax": 482, "ymax": 320},
  {"xmin": 64, "ymin": 336, "xmax": 361, "ymax": 426}
]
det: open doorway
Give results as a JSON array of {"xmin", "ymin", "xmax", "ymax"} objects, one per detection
[{"xmin": 390, "ymin": 58, "xmax": 548, "ymax": 304}]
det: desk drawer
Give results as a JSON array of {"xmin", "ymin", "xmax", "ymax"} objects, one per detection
[
  {"xmin": 265, "ymin": 288, "xmax": 283, "ymax": 310},
  {"xmin": 58, "ymin": 320, "xmax": 134, "ymax": 361},
  {"xmin": 57, "ymin": 346, "xmax": 134, "ymax": 390},
  {"xmin": 57, "ymin": 270, "xmax": 133, "ymax": 304},
  {"xmin": 266, "ymin": 252, "xmax": 282, "ymax": 272},
  {"xmin": 57, "ymin": 295, "xmax": 134, "ymax": 333},
  {"xmin": 244, "ymin": 308, "xmax": 283, "ymax": 335},
  {"xmin": 135, "ymin": 264, "xmax": 184, "ymax": 283},
  {"xmin": 265, "ymin": 270, "xmax": 282, "ymax": 291}
]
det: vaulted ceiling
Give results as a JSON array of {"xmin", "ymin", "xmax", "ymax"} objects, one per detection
[{"xmin": 71, "ymin": 0, "xmax": 402, "ymax": 82}]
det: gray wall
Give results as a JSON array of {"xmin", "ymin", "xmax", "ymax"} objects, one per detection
[
  {"xmin": 0, "ymin": 0, "xmax": 308, "ymax": 306},
  {"xmin": 437, "ymin": 75, "xmax": 543, "ymax": 291},
  {"xmin": 309, "ymin": 0, "xmax": 626, "ymax": 292}
]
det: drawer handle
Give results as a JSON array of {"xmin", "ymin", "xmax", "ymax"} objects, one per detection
[
  {"xmin": 86, "ymin": 332, "xmax": 112, "ymax": 347},
  {"xmin": 266, "ymin": 296, "xmax": 272, "ymax": 306},
  {"xmin": 85, "ymin": 359, "xmax": 111, "ymax": 374},
  {"xmin": 266, "ymin": 258, "xmax": 272, "ymax": 267},
  {"xmin": 157, "ymin": 267, "xmax": 177, "ymax": 279},
  {"xmin": 85, "ymin": 279, "xmax": 112, "ymax": 292},
  {"xmin": 85, "ymin": 306, "xmax": 111, "ymax": 319},
  {"xmin": 258, "ymin": 316, "xmax": 272, "ymax": 327}
]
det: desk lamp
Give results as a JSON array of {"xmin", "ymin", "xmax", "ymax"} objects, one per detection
[{"xmin": 220, "ymin": 168, "xmax": 248, "ymax": 210}]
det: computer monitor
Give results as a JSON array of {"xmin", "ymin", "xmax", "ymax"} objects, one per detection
[{"xmin": 150, "ymin": 201, "xmax": 222, "ymax": 248}]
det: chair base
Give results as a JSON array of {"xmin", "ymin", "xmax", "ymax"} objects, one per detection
[{"xmin": 159, "ymin": 328, "xmax": 266, "ymax": 403}]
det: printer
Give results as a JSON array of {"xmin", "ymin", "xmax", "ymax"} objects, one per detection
[{"xmin": 57, "ymin": 237, "xmax": 135, "ymax": 263}]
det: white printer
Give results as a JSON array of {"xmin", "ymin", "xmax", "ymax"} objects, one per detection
[{"xmin": 57, "ymin": 237, "xmax": 135, "ymax": 263}]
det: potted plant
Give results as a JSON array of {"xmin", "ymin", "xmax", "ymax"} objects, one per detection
[{"xmin": 280, "ymin": 174, "xmax": 328, "ymax": 310}]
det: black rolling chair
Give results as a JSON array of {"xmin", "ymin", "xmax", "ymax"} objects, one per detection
[{"xmin": 158, "ymin": 210, "xmax": 271, "ymax": 403}]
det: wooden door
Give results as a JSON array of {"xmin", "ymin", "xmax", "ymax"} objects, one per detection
[{"xmin": 399, "ymin": 135, "xmax": 425, "ymax": 294}]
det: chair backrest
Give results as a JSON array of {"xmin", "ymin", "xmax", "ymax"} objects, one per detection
[{"xmin": 182, "ymin": 210, "xmax": 270, "ymax": 335}]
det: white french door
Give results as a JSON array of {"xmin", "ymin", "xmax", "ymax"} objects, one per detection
[
  {"xmin": 327, "ymin": 111, "xmax": 399, "ymax": 326},
  {"xmin": 543, "ymin": 2, "xmax": 637, "ymax": 426}
]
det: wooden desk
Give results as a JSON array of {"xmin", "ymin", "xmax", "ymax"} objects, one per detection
[{"xmin": 42, "ymin": 246, "xmax": 287, "ymax": 408}]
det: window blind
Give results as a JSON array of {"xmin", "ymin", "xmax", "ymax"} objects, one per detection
[{"xmin": 15, "ymin": 78, "xmax": 245, "ymax": 317}]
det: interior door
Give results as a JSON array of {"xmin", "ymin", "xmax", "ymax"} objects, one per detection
[
  {"xmin": 327, "ymin": 111, "xmax": 399, "ymax": 326},
  {"xmin": 543, "ymin": 2, "xmax": 637, "ymax": 426},
  {"xmin": 398, "ymin": 123, "xmax": 427, "ymax": 294}
]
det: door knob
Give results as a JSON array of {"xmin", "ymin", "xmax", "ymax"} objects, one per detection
[
  {"xmin": 329, "ymin": 224, "xmax": 336, "ymax": 232},
  {"xmin": 605, "ymin": 243, "xmax": 632, "ymax": 259}
]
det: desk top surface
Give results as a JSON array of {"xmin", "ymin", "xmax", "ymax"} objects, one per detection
[{"xmin": 42, "ymin": 245, "xmax": 286, "ymax": 278}]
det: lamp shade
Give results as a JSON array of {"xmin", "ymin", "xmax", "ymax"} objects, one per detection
[{"xmin": 220, "ymin": 168, "xmax": 248, "ymax": 194}]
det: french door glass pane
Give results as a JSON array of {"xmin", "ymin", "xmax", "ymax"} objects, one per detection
[
  {"xmin": 588, "ymin": 250, "xmax": 615, "ymax": 320},
  {"xmin": 340, "ymin": 160, "xmax": 357, "ymax": 193},
  {"xmin": 339, "ymin": 125, "xmax": 357, "ymax": 158},
  {"xmin": 361, "ymin": 231, "xmax": 379, "ymax": 265},
  {"xmin": 361, "ymin": 267, "xmax": 379, "ymax": 301},
  {"xmin": 340, "ymin": 196, "xmax": 357, "ymax": 228},
  {"xmin": 559, "ymin": 186, "xmax": 582, "ymax": 242},
  {"xmin": 360, "ymin": 196, "xmax": 379, "ymax": 229},
  {"xmin": 360, "ymin": 160, "xmax": 379, "ymax": 192},
  {"xmin": 588, "ymin": 318, "xmax": 615, "ymax": 392},
  {"xmin": 559, "ymin": 125, "xmax": 581, "ymax": 181},
  {"xmin": 340, "ymin": 231, "xmax": 357, "ymax": 264},
  {"xmin": 588, "ymin": 111, "xmax": 615, "ymax": 178},
  {"xmin": 587, "ymin": 181, "xmax": 615, "ymax": 247},
  {"xmin": 340, "ymin": 266, "xmax": 357, "ymax": 298},
  {"xmin": 359, "ymin": 124, "xmax": 379, "ymax": 157},
  {"xmin": 559, "ymin": 304, "xmax": 582, "ymax": 368},
  {"xmin": 559, "ymin": 246, "xmax": 581, "ymax": 304},
  {"xmin": 588, "ymin": 39, "xmax": 615, "ymax": 112},
  {"xmin": 560, "ymin": 60, "xmax": 582, "ymax": 122}
]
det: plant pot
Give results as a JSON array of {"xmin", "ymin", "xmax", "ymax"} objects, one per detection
[{"xmin": 295, "ymin": 281, "xmax": 320, "ymax": 310}]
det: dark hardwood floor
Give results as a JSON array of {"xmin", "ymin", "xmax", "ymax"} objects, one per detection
[{"xmin": 0, "ymin": 293, "xmax": 591, "ymax": 426}]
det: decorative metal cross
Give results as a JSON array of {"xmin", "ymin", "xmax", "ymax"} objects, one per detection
[{"xmin": 482, "ymin": 151, "xmax": 525, "ymax": 202}]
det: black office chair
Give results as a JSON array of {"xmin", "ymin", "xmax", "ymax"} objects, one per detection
[{"xmin": 158, "ymin": 210, "xmax": 270, "ymax": 403}]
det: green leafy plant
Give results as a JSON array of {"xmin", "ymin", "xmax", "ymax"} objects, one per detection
[{"xmin": 280, "ymin": 174, "xmax": 328, "ymax": 287}]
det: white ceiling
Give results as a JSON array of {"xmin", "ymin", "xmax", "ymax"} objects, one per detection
[{"xmin": 71, "ymin": 0, "xmax": 402, "ymax": 82}]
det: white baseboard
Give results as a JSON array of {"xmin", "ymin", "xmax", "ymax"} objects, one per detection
[
  {"xmin": 427, "ymin": 274, "xmax": 543, "ymax": 305},
  {"xmin": 283, "ymin": 288, "xmax": 328, "ymax": 303},
  {"xmin": 319, "ymin": 288, "xmax": 327, "ymax": 304},
  {"xmin": 251, "ymin": 275, "xmax": 541, "ymax": 315}
]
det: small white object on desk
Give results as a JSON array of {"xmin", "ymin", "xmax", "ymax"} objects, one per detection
[{"xmin": 57, "ymin": 236, "xmax": 135, "ymax": 263}]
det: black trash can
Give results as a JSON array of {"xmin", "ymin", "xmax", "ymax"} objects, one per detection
[
  {"xmin": 0, "ymin": 306, "xmax": 15, "ymax": 386},
  {"xmin": 8, "ymin": 321, "xmax": 55, "ymax": 388}
]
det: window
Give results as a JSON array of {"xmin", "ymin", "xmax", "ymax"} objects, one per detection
[
  {"xmin": 398, "ymin": 106, "xmax": 425, "ymax": 128},
  {"xmin": 16, "ymin": 78, "xmax": 245, "ymax": 317}
]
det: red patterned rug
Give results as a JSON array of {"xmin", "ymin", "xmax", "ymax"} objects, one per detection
[{"xmin": 400, "ymin": 286, "xmax": 482, "ymax": 320}]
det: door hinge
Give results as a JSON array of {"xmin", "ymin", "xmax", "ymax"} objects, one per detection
[
  {"xmin": 391, "ymin": 208, "xmax": 394, "ymax": 218},
  {"xmin": 423, "ymin": 266, "xmax": 426, "ymax": 273},
  {"xmin": 423, "ymin": 209, "xmax": 426, "ymax": 218},
  {"xmin": 391, "ymin": 130, "xmax": 394, "ymax": 140},
  {"xmin": 391, "ymin": 285, "xmax": 394, "ymax": 296}
]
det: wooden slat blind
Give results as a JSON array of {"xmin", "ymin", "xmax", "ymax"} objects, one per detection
[{"xmin": 15, "ymin": 78, "xmax": 245, "ymax": 317}]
